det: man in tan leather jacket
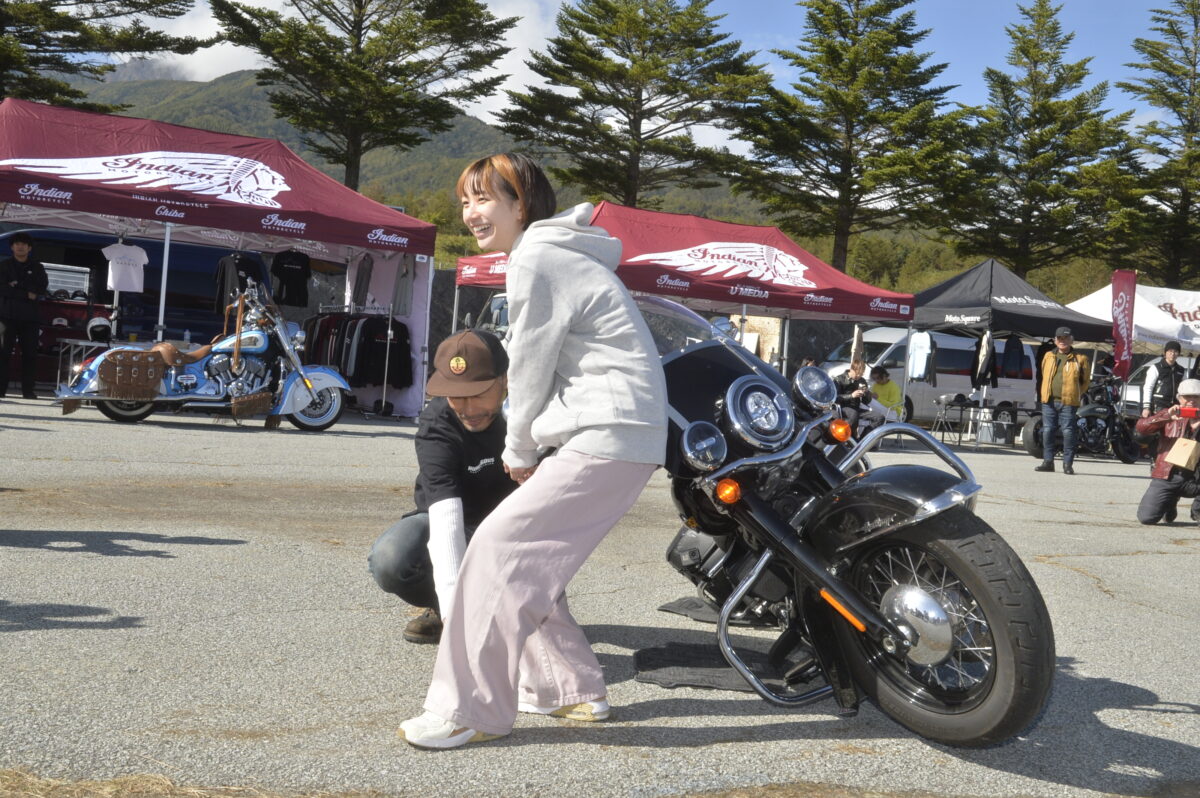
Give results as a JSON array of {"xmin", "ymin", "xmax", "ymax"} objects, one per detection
[{"xmin": 1035, "ymin": 326, "xmax": 1090, "ymax": 475}]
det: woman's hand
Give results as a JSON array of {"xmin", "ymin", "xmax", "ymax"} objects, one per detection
[{"xmin": 505, "ymin": 463, "xmax": 537, "ymax": 485}]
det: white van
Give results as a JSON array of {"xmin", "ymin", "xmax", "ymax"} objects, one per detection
[{"xmin": 821, "ymin": 328, "xmax": 1039, "ymax": 423}]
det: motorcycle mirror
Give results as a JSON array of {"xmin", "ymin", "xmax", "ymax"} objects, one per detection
[{"xmin": 711, "ymin": 317, "xmax": 737, "ymax": 340}]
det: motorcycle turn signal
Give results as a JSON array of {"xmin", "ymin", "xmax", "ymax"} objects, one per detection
[
  {"xmin": 828, "ymin": 418, "xmax": 853, "ymax": 442},
  {"xmin": 714, "ymin": 478, "xmax": 742, "ymax": 504}
]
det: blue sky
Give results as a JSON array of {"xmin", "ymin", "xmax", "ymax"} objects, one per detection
[
  {"xmin": 168, "ymin": 0, "xmax": 1168, "ymax": 124},
  {"xmin": 710, "ymin": 0, "xmax": 1163, "ymax": 117}
]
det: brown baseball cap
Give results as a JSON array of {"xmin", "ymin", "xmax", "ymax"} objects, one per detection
[{"xmin": 427, "ymin": 330, "xmax": 508, "ymax": 398}]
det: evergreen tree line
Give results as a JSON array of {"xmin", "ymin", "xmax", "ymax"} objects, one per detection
[{"xmin": 5, "ymin": 0, "xmax": 1200, "ymax": 299}]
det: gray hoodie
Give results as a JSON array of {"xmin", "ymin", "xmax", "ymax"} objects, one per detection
[{"xmin": 503, "ymin": 203, "xmax": 668, "ymax": 469}]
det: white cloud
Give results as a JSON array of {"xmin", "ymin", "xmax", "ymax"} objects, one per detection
[
  {"xmin": 468, "ymin": 0, "xmax": 564, "ymax": 124},
  {"xmin": 154, "ymin": 0, "xmax": 563, "ymax": 118}
]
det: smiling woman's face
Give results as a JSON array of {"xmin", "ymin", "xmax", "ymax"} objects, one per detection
[{"xmin": 461, "ymin": 178, "xmax": 524, "ymax": 254}]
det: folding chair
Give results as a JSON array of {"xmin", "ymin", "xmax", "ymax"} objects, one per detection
[{"xmin": 930, "ymin": 393, "xmax": 968, "ymax": 444}]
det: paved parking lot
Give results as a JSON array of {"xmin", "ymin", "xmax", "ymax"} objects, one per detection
[{"xmin": 1, "ymin": 398, "xmax": 1198, "ymax": 798}]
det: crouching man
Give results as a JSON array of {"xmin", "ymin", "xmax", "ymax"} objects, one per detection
[
  {"xmin": 368, "ymin": 330, "xmax": 514, "ymax": 642},
  {"xmin": 1135, "ymin": 378, "xmax": 1200, "ymax": 525}
]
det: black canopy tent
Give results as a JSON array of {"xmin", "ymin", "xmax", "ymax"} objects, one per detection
[{"xmin": 913, "ymin": 258, "xmax": 1112, "ymax": 342}]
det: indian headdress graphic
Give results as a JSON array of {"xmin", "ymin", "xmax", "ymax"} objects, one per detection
[
  {"xmin": 627, "ymin": 242, "xmax": 818, "ymax": 288},
  {"xmin": 0, "ymin": 151, "xmax": 290, "ymax": 208}
]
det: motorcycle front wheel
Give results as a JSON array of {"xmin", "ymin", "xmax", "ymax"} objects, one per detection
[
  {"xmin": 96, "ymin": 400, "xmax": 155, "ymax": 423},
  {"xmin": 1112, "ymin": 423, "xmax": 1139, "ymax": 464},
  {"xmin": 286, "ymin": 387, "xmax": 344, "ymax": 431},
  {"xmin": 1020, "ymin": 416, "xmax": 1044, "ymax": 459},
  {"xmin": 834, "ymin": 507, "xmax": 1055, "ymax": 747}
]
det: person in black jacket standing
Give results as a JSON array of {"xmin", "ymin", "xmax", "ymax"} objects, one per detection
[
  {"xmin": 1142, "ymin": 340, "xmax": 1189, "ymax": 470},
  {"xmin": 0, "ymin": 233, "xmax": 49, "ymax": 399},
  {"xmin": 1144, "ymin": 340, "xmax": 1189, "ymax": 416}
]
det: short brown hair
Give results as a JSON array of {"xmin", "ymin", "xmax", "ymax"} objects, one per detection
[{"xmin": 455, "ymin": 153, "xmax": 557, "ymax": 229}]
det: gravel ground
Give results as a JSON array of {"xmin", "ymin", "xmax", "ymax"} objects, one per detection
[{"xmin": 1, "ymin": 398, "xmax": 1198, "ymax": 798}]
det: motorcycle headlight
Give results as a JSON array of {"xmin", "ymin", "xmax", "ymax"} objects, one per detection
[
  {"xmin": 792, "ymin": 365, "xmax": 838, "ymax": 410},
  {"xmin": 680, "ymin": 420, "xmax": 728, "ymax": 472},
  {"xmin": 725, "ymin": 376, "xmax": 794, "ymax": 450}
]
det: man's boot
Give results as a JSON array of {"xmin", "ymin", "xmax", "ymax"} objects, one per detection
[{"xmin": 403, "ymin": 608, "xmax": 442, "ymax": 644}]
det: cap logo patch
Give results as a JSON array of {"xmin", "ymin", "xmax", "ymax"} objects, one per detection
[{"xmin": 449, "ymin": 356, "xmax": 468, "ymax": 375}]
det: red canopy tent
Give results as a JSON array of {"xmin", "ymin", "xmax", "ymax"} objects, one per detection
[
  {"xmin": 0, "ymin": 98, "xmax": 439, "ymax": 415},
  {"xmin": 456, "ymin": 201, "xmax": 913, "ymax": 322},
  {"xmin": 0, "ymin": 98, "xmax": 436, "ymax": 257}
]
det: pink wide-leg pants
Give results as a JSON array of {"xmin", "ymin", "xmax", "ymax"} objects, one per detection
[{"xmin": 423, "ymin": 449, "xmax": 655, "ymax": 735}]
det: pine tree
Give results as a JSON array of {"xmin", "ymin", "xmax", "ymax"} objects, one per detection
[
  {"xmin": 1118, "ymin": 0, "xmax": 1200, "ymax": 288},
  {"xmin": 499, "ymin": 0, "xmax": 766, "ymax": 209},
  {"xmin": 939, "ymin": 0, "xmax": 1140, "ymax": 278},
  {"xmin": 727, "ymin": 0, "xmax": 959, "ymax": 272},
  {"xmin": 0, "ymin": 0, "xmax": 211, "ymax": 110},
  {"xmin": 211, "ymin": 0, "xmax": 517, "ymax": 190}
]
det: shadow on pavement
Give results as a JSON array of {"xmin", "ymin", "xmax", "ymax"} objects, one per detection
[
  {"xmin": 0, "ymin": 599, "xmax": 143, "ymax": 632},
  {"xmin": 0, "ymin": 529, "xmax": 246, "ymax": 557},
  {"xmin": 585, "ymin": 624, "xmax": 1199, "ymax": 796}
]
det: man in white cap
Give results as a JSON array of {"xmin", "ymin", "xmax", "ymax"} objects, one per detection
[
  {"xmin": 1134, "ymin": 378, "xmax": 1200, "ymax": 524},
  {"xmin": 367, "ymin": 330, "xmax": 513, "ymax": 643}
]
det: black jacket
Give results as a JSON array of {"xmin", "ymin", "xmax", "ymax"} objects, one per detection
[
  {"xmin": 0, "ymin": 256, "xmax": 49, "ymax": 322},
  {"xmin": 835, "ymin": 371, "xmax": 871, "ymax": 410},
  {"xmin": 1148, "ymin": 359, "xmax": 1189, "ymax": 412}
]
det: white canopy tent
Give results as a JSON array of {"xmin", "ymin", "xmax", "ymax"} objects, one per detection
[{"xmin": 1066, "ymin": 285, "xmax": 1200, "ymax": 349}]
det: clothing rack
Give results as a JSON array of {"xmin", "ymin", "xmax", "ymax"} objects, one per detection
[{"xmin": 317, "ymin": 303, "xmax": 398, "ymax": 417}]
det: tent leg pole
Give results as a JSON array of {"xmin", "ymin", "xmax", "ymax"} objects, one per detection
[
  {"xmin": 781, "ymin": 315, "xmax": 790, "ymax": 377},
  {"xmin": 156, "ymin": 223, "xmax": 172, "ymax": 342},
  {"xmin": 451, "ymin": 286, "xmax": 460, "ymax": 334}
]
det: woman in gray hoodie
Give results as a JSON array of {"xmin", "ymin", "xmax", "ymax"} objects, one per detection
[{"xmin": 400, "ymin": 154, "xmax": 668, "ymax": 749}]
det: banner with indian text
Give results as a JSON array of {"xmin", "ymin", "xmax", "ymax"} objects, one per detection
[{"xmin": 1111, "ymin": 269, "xmax": 1137, "ymax": 379}]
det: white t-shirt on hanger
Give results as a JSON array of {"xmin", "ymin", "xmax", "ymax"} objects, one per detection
[{"xmin": 102, "ymin": 243, "xmax": 149, "ymax": 292}]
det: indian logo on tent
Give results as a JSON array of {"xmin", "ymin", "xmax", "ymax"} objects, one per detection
[
  {"xmin": 0, "ymin": 151, "xmax": 290, "ymax": 208},
  {"xmin": 627, "ymin": 243, "xmax": 817, "ymax": 288}
]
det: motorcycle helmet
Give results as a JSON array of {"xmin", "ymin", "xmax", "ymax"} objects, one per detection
[{"xmin": 86, "ymin": 316, "xmax": 112, "ymax": 342}]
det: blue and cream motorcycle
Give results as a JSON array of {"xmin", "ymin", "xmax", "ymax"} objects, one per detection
[{"xmin": 56, "ymin": 279, "xmax": 348, "ymax": 431}]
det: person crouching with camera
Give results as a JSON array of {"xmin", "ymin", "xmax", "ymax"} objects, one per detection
[{"xmin": 1135, "ymin": 378, "xmax": 1200, "ymax": 525}]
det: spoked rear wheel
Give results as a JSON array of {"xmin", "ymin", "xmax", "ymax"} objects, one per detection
[{"xmin": 834, "ymin": 507, "xmax": 1055, "ymax": 747}]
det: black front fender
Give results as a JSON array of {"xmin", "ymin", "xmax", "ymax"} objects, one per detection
[{"xmin": 799, "ymin": 464, "xmax": 980, "ymax": 557}]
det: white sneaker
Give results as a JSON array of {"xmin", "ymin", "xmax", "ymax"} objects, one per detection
[
  {"xmin": 397, "ymin": 711, "xmax": 505, "ymax": 749},
  {"xmin": 517, "ymin": 697, "xmax": 611, "ymax": 722}
]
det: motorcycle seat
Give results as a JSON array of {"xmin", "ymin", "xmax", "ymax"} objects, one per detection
[{"xmin": 151, "ymin": 341, "xmax": 214, "ymax": 367}]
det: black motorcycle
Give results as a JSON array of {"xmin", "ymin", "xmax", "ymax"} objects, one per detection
[
  {"xmin": 1020, "ymin": 375, "xmax": 1139, "ymax": 464},
  {"xmin": 636, "ymin": 296, "xmax": 1055, "ymax": 748}
]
